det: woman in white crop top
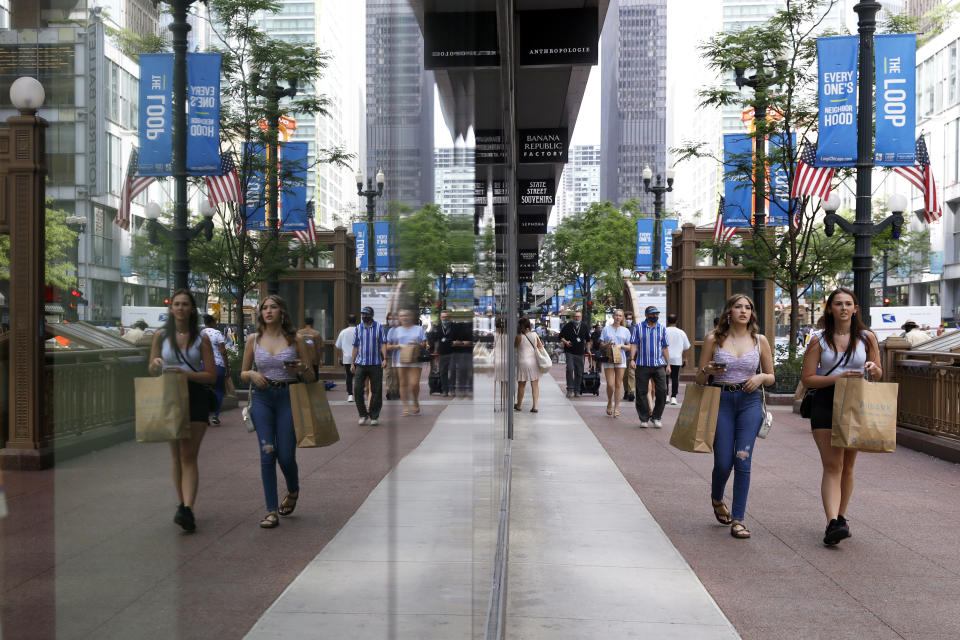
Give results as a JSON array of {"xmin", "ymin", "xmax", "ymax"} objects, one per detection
[{"xmin": 801, "ymin": 288, "xmax": 882, "ymax": 547}]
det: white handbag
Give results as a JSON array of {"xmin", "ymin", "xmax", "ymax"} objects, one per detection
[
  {"xmin": 528, "ymin": 333, "xmax": 552, "ymax": 372},
  {"xmin": 757, "ymin": 386, "xmax": 774, "ymax": 439},
  {"xmin": 242, "ymin": 336, "xmax": 257, "ymax": 433}
]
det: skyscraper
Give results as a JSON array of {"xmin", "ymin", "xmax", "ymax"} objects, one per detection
[
  {"xmin": 554, "ymin": 145, "xmax": 601, "ymax": 223},
  {"xmin": 600, "ymin": 0, "xmax": 667, "ymax": 211},
  {"xmin": 434, "ymin": 146, "xmax": 476, "ymax": 217},
  {"xmin": 365, "ymin": 0, "xmax": 434, "ymax": 216}
]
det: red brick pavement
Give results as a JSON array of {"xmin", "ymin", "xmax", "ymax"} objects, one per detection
[
  {"xmin": 555, "ymin": 366, "xmax": 960, "ymax": 640},
  {"xmin": 1, "ymin": 385, "xmax": 440, "ymax": 640}
]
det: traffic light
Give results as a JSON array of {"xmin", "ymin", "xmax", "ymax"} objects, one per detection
[
  {"xmin": 69, "ymin": 289, "xmax": 87, "ymax": 306},
  {"xmin": 883, "ymin": 297, "xmax": 891, "ymax": 307}
]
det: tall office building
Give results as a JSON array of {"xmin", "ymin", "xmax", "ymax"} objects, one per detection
[
  {"xmin": 365, "ymin": 0, "xmax": 434, "ymax": 216},
  {"xmin": 600, "ymin": 0, "xmax": 667, "ymax": 211},
  {"xmin": 554, "ymin": 145, "xmax": 601, "ymax": 223},
  {"xmin": 435, "ymin": 146, "xmax": 476, "ymax": 217}
]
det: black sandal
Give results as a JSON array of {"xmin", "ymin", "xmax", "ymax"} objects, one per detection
[
  {"xmin": 730, "ymin": 522, "xmax": 751, "ymax": 539},
  {"xmin": 278, "ymin": 492, "xmax": 299, "ymax": 517},
  {"xmin": 259, "ymin": 511, "xmax": 279, "ymax": 528},
  {"xmin": 712, "ymin": 499, "xmax": 733, "ymax": 525}
]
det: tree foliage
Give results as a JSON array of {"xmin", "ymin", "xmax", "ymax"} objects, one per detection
[
  {"xmin": 395, "ymin": 205, "xmax": 473, "ymax": 309},
  {"xmin": 0, "ymin": 200, "xmax": 78, "ymax": 291}
]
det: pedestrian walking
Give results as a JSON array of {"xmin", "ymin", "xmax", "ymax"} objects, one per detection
[
  {"xmin": 201, "ymin": 314, "xmax": 229, "ymax": 425},
  {"xmin": 493, "ymin": 318, "xmax": 508, "ymax": 404},
  {"xmin": 559, "ymin": 310, "xmax": 591, "ymax": 398},
  {"xmin": 386, "ymin": 309, "xmax": 428, "ymax": 416},
  {"xmin": 800, "ymin": 287, "xmax": 882, "ymax": 546},
  {"xmin": 695, "ymin": 294, "xmax": 774, "ymax": 540},
  {"xmin": 450, "ymin": 316, "xmax": 474, "ymax": 398},
  {"xmin": 240, "ymin": 295, "xmax": 316, "ymax": 529},
  {"xmin": 664, "ymin": 314, "xmax": 691, "ymax": 405},
  {"xmin": 622, "ymin": 311, "xmax": 637, "ymax": 401},
  {"xmin": 148, "ymin": 289, "xmax": 217, "ymax": 532},
  {"xmin": 600, "ymin": 310, "xmax": 631, "ymax": 418},
  {"xmin": 334, "ymin": 315, "xmax": 358, "ymax": 402},
  {"xmin": 429, "ymin": 310, "xmax": 455, "ymax": 397},
  {"xmin": 514, "ymin": 318, "xmax": 542, "ymax": 412},
  {"xmin": 351, "ymin": 306, "xmax": 388, "ymax": 425},
  {"xmin": 297, "ymin": 316, "xmax": 325, "ymax": 379},
  {"xmin": 629, "ymin": 306, "xmax": 670, "ymax": 428}
]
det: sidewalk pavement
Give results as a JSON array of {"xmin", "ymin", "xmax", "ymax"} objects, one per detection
[{"xmin": 561, "ymin": 367, "xmax": 960, "ymax": 640}]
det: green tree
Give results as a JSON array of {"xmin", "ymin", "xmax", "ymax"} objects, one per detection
[
  {"xmin": 0, "ymin": 200, "xmax": 78, "ymax": 293},
  {"xmin": 396, "ymin": 205, "xmax": 472, "ymax": 311}
]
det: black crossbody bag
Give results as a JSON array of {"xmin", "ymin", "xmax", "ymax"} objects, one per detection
[
  {"xmin": 170, "ymin": 332, "xmax": 218, "ymax": 412},
  {"xmin": 799, "ymin": 359, "xmax": 842, "ymax": 419}
]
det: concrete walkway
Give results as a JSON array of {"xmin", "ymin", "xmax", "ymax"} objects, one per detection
[{"xmin": 505, "ymin": 375, "xmax": 739, "ymax": 639}]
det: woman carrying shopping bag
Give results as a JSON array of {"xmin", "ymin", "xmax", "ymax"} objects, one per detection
[
  {"xmin": 599, "ymin": 310, "xmax": 631, "ymax": 418},
  {"xmin": 148, "ymin": 289, "xmax": 217, "ymax": 533},
  {"xmin": 800, "ymin": 288, "xmax": 882, "ymax": 546},
  {"xmin": 386, "ymin": 308, "xmax": 429, "ymax": 416},
  {"xmin": 694, "ymin": 294, "xmax": 774, "ymax": 540},
  {"xmin": 514, "ymin": 318, "xmax": 542, "ymax": 413},
  {"xmin": 240, "ymin": 295, "xmax": 316, "ymax": 529}
]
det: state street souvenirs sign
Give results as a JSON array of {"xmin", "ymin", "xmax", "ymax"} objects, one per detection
[
  {"xmin": 423, "ymin": 12, "xmax": 499, "ymax": 69},
  {"xmin": 475, "ymin": 130, "xmax": 506, "ymax": 164},
  {"xmin": 474, "ymin": 180, "xmax": 488, "ymax": 206},
  {"xmin": 518, "ymin": 178, "xmax": 556, "ymax": 206},
  {"xmin": 816, "ymin": 35, "xmax": 858, "ymax": 167},
  {"xmin": 518, "ymin": 128, "xmax": 568, "ymax": 163},
  {"xmin": 492, "ymin": 181, "xmax": 508, "ymax": 205},
  {"xmin": 517, "ymin": 8, "xmax": 598, "ymax": 66}
]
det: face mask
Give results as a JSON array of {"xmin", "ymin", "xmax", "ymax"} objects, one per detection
[
  {"xmin": 625, "ymin": 319, "xmax": 633, "ymax": 326},
  {"xmin": 363, "ymin": 316, "xmax": 373, "ymax": 324},
  {"xmin": 646, "ymin": 315, "xmax": 657, "ymax": 324}
]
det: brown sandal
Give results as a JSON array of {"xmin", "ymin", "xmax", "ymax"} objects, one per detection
[
  {"xmin": 712, "ymin": 499, "xmax": 733, "ymax": 525},
  {"xmin": 259, "ymin": 511, "xmax": 279, "ymax": 528},
  {"xmin": 278, "ymin": 492, "xmax": 299, "ymax": 517},
  {"xmin": 730, "ymin": 522, "xmax": 751, "ymax": 539}
]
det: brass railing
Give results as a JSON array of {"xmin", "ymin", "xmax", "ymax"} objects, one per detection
[{"xmin": 892, "ymin": 350, "xmax": 960, "ymax": 441}]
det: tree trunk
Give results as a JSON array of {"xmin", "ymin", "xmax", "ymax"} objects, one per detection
[
  {"xmin": 788, "ymin": 289, "xmax": 800, "ymax": 360},
  {"xmin": 234, "ymin": 294, "xmax": 245, "ymax": 349},
  {"xmin": 582, "ymin": 273, "xmax": 593, "ymax": 326}
]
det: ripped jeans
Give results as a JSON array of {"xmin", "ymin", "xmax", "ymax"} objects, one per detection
[
  {"xmin": 250, "ymin": 385, "xmax": 299, "ymax": 513},
  {"xmin": 711, "ymin": 388, "xmax": 763, "ymax": 522}
]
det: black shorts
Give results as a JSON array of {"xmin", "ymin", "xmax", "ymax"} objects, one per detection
[
  {"xmin": 187, "ymin": 381, "xmax": 211, "ymax": 424},
  {"xmin": 809, "ymin": 384, "xmax": 835, "ymax": 430}
]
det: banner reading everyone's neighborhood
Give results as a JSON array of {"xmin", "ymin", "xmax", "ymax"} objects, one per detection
[
  {"xmin": 723, "ymin": 133, "xmax": 753, "ymax": 228},
  {"xmin": 816, "ymin": 35, "xmax": 858, "ymax": 167}
]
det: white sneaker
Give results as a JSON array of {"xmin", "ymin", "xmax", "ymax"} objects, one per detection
[
  {"xmin": 370, "ymin": 419, "xmax": 379, "ymax": 426},
  {"xmin": 347, "ymin": 394, "xmax": 354, "ymax": 402},
  {"xmin": 670, "ymin": 397, "xmax": 678, "ymax": 405},
  {"xmin": 652, "ymin": 419, "xmax": 663, "ymax": 429},
  {"xmin": 358, "ymin": 417, "xmax": 369, "ymax": 425},
  {"xmin": 638, "ymin": 420, "xmax": 649, "ymax": 429}
]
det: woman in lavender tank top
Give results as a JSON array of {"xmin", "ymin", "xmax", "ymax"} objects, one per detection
[
  {"xmin": 695, "ymin": 295, "xmax": 775, "ymax": 539},
  {"xmin": 240, "ymin": 295, "xmax": 316, "ymax": 529}
]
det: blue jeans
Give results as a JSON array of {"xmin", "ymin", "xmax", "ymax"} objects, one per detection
[
  {"xmin": 212, "ymin": 365, "xmax": 227, "ymax": 417},
  {"xmin": 711, "ymin": 388, "xmax": 763, "ymax": 521},
  {"xmin": 250, "ymin": 386, "xmax": 299, "ymax": 512}
]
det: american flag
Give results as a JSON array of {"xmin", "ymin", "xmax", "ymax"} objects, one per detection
[
  {"xmin": 115, "ymin": 149, "xmax": 155, "ymax": 231},
  {"xmin": 205, "ymin": 154, "xmax": 242, "ymax": 207},
  {"xmin": 790, "ymin": 140, "xmax": 835, "ymax": 203},
  {"xmin": 713, "ymin": 196, "xmax": 737, "ymax": 244},
  {"xmin": 894, "ymin": 136, "xmax": 942, "ymax": 224},
  {"xmin": 293, "ymin": 200, "xmax": 317, "ymax": 247}
]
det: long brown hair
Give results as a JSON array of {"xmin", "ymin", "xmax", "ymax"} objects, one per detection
[
  {"xmin": 713, "ymin": 294, "xmax": 759, "ymax": 345},
  {"xmin": 164, "ymin": 288, "xmax": 200, "ymax": 350},
  {"xmin": 821, "ymin": 287, "xmax": 870, "ymax": 363},
  {"xmin": 255, "ymin": 294, "xmax": 298, "ymax": 345}
]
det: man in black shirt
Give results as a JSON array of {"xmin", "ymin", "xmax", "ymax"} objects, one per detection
[
  {"xmin": 450, "ymin": 318, "xmax": 473, "ymax": 398},
  {"xmin": 559, "ymin": 310, "xmax": 592, "ymax": 398},
  {"xmin": 429, "ymin": 310, "xmax": 455, "ymax": 397}
]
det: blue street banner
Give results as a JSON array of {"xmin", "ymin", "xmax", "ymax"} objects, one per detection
[
  {"xmin": 816, "ymin": 35, "xmax": 858, "ymax": 167},
  {"xmin": 352, "ymin": 222, "xmax": 368, "ymax": 270},
  {"xmin": 242, "ymin": 142, "xmax": 266, "ymax": 229},
  {"xmin": 875, "ymin": 34, "xmax": 916, "ymax": 166},
  {"xmin": 635, "ymin": 218, "xmax": 654, "ymax": 270},
  {"xmin": 186, "ymin": 53, "xmax": 221, "ymax": 175},
  {"xmin": 768, "ymin": 132, "xmax": 796, "ymax": 226},
  {"xmin": 278, "ymin": 142, "xmax": 308, "ymax": 231},
  {"xmin": 723, "ymin": 133, "xmax": 753, "ymax": 227},
  {"xmin": 565, "ymin": 284, "xmax": 574, "ymax": 299},
  {"xmin": 374, "ymin": 221, "xmax": 393, "ymax": 273},
  {"xmin": 930, "ymin": 250, "xmax": 944, "ymax": 275},
  {"xmin": 138, "ymin": 54, "xmax": 174, "ymax": 176},
  {"xmin": 661, "ymin": 219, "xmax": 679, "ymax": 269}
]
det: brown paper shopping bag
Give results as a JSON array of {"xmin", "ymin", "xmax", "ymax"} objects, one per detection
[
  {"xmin": 399, "ymin": 344, "xmax": 420, "ymax": 364},
  {"xmin": 831, "ymin": 378, "xmax": 898, "ymax": 453},
  {"xmin": 669, "ymin": 384, "xmax": 721, "ymax": 453},
  {"xmin": 608, "ymin": 343, "xmax": 623, "ymax": 364},
  {"xmin": 224, "ymin": 376, "xmax": 237, "ymax": 399},
  {"xmin": 289, "ymin": 381, "xmax": 340, "ymax": 448},
  {"xmin": 135, "ymin": 374, "xmax": 190, "ymax": 442}
]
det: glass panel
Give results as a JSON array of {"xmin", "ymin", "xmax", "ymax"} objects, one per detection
[
  {"xmin": 304, "ymin": 280, "xmax": 335, "ymax": 363},
  {"xmin": 695, "ymin": 279, "xmax": 726, "ymax": 340},
  {"xmin": 278, "ymin": 280, "xmax": 301, "ymax": 325}
]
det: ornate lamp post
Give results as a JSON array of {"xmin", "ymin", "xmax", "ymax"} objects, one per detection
[
  {"xmin": 642, "ymin": 165, "xmax": 675, "ymax": 281},
  {"xmin": 250, "ymin": 69, "xmax": 298, "ymax": 295},
  {"xmin": 821, "ymin": 0, "xmax": 894, "ymax": 326},
  {"xmin": 356, "ymin": 169, "xmax": 385, "ymax": 281},
  {"xmin": 144, "ymin": 199, "xmax": 215, "ymax": 258}
]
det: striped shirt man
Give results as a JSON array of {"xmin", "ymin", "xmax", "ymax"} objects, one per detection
[
  {"xmin": 353, "ymin": 320, "xmax": 387, "ymax": 366},
  {"xmin": 630, "ymin": 320, "xmax": 669, "ymax": 368}
]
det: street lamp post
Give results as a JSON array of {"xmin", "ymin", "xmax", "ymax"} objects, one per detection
[
  {"xmin": 822, "ymin": 0, "xmax": 896, "ymax": 327},
  {"xmin": 65, "ymin": 214, "xmax": 87, "ymax": 320},
  {"xmin": 250, "ymin": 69, "xmax": 298, "ymax": 295},
  {"xmin": 144, "ymin": 200, "xmax": 216, "ymax": 286},
  {"xmin": 642, "ymin": 165, "xmax": 675, "ymax": 281},
  {"xmin": 356, "ymin": 169, "xmax": 385, "ymax": 281}
]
